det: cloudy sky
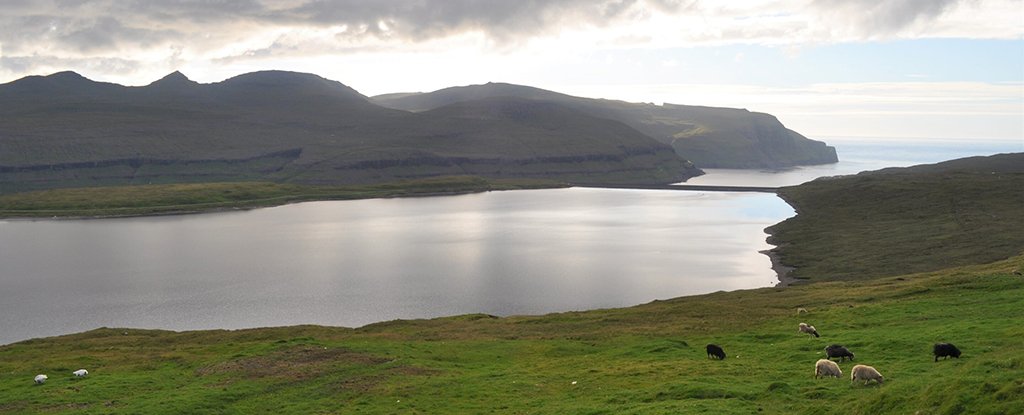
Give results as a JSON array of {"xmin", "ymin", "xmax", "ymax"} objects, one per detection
[{"xmin": 1, "ymin": 0, "xmax": 1022, "ymax": 140}]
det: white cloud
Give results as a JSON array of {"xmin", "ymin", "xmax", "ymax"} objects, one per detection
[{"xmin": 1, "ymin": 0, "xmax": 1020, "ymax": 84}]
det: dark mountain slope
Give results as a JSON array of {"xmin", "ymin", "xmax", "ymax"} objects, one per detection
[
  {"xmin": 382, "ymin": 97, "xmax": 698, "ymax": 183},
  {"xmin": 0, "ymin": 71, "xmax": 697, "ymax": 192},
  {"xmin": 372, "ymin": 82, "xmax": 838, "ymax": 169}
]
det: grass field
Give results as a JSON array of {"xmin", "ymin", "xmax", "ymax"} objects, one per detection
[{"xmin": 1, "ymin": 255, "xmax": 1021, "ymax": 414}]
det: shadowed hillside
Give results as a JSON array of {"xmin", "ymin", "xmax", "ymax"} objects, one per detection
[
  {"xmin": 373, "ymin": 82, "xmax": 838, "ymax": 169},
  {"xmin": 0, "ymin": 71, "xmax": 697, "ymax": 193},
  {"xmin": 767, "ymin": 152, "xmax": 1024, "ymax": 282}
]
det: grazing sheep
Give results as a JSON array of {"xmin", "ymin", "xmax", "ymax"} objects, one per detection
[
  {"xmin": 851, "ymin": 364, "xmax": 884, "ymax": 385},
  {"xmin": 815, "ymin": 359, "xmax": 842, "ymax": 379},
  {"xmin": 34, "ymin": 374, "xmax": 47, "ymax": 385},
  {"xmin": 798, "ymin": 322, "xmax": 820, "ymax": 338},
  {"xmin": 933, "ymin": 343, "xmax": 962, "ymax": 362},
  {"xmin": 796, "ymin": 307, "xmax": 808, "ymax": 315},
  {"xmin": 73, "ymin": 369, "xmax": 89, "ymax": 377},
  {"xmin": 706, "ymin": 344, "xmax": 726, "ymax": 360},
  {"xmin": 825, "ymin": 344, "xmax": 855, "ymax": 362}
]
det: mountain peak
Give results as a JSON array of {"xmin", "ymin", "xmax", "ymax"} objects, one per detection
[
  {"xmin": 216, "ymin": 70, "xmax": 369, "ymax": 102},
  {"xmin": 147, "ymin": 70, "xmax": 198, "ymax": 88},
  {"xmin": 47, "ymin": 71, "xmax": 88, "ymax": 81},
  {"xmin": 0, "ymin": 70, "xmax": 113, "ymax": 94}
]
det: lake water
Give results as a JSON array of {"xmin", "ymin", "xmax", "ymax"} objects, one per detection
[
  {"xmin": 1, "ymin": 137, "xmax": 1018, "ymax": 345},
  {"xmin": 0, "ymin": 188, "xmax": 792, "ymax": 345}
]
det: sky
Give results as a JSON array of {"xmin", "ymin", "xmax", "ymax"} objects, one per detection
[{"xmin": 1, "ymin": 0, "xmax": 1022, "ymax": 141}]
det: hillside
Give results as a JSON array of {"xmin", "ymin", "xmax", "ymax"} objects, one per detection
[
  {"xmin": 0, "ymin": 71, "xmax": 697, "ymax": 193},
  {"xmin": 0, "ymin": 256, "xmax": 1020, "ymax": 414},
  {"xmin": 767, "ymin": 152, "xmax": 1024, "ymax": 282},
  {"xmin": 373, "ymin": 82, "xmax": 838, "ymax": 169},
  {"xmin": 1, "ymin": 155, "xmax": 1022, "ymax": 414}
]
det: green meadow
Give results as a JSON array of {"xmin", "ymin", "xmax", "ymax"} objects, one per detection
[
  {"xmin": 1, "ymin": 153, "xmax": 1022, "ymax": 414},
  {"xmin": 2, "ymin": 257, "xmax": 1021, "ymax": 414}
]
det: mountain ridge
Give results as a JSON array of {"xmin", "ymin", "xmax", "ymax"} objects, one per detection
[
  {"xmin": 372, "ymin": 82, "xmax": 839, "ymax": 169},
  {"xmin": 0, "ymin": 71, "xmax": 697, "ymax": 193}
]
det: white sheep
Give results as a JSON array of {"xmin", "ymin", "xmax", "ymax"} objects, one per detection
[
  {"xmin": 798, "ymin": 322, "xmax": 820, "ymax": 338},
  {"xmin": 34, "ymin": 374, "xmax": 47, "ymax": 384},
  {"xmin": 73, "ymin": 369, "xmax": 88, "ymax": 377},
  {"xmin": 814, "ymin": 359, "xmax": 842, "ymax": 379},
  {"xmin": 851, "ymin": 364, "xmax": 884, "ymax": 385}
]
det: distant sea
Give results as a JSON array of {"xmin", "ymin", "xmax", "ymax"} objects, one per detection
[{"xmin": 684, "ymin": 137, "xmax": 1023, "ymax": 187}]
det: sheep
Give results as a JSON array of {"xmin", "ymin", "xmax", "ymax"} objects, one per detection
[
  {"xmin": 815, "ymin": 359, "xmax": 842, "ymax": 379},
  {"xmin": 798, "ymin": 322, "xmax": 820, "ymax": 338},
  {"xmin": 706, "ymin": 344, "xmax": 726, "ymax": 360},
  {"xmin": 795, "ymin": 307, "xmax": 808, "ymax": 315},
  {"xmin": 34, "ymin": 374, "xmax": 47, "ymax": 385},
  {"xmin": 851, "ymin": 364, "xmax": 884, "ymax": 385},
  {"xmin": 933, "ymin": 343, "xmax": 962, "ymax": 362},
  {"xmin": 73, "ymin": 369, "xmax": 89, "ymax": 377},
  {"xmin": 825, "ymin": 344, "xmax": 855, "ymax": 362}
]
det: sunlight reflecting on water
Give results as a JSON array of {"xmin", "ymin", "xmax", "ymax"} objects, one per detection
[{"xmin": 0, "ymin": 188, "xmax": 792, "ymax": 344}]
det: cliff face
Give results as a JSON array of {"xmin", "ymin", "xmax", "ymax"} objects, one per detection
[
  {"xmin": 0, "ymin": 72, "xmax": 699, "ymax": 193},
  {"xmin": 374, "ymin": 83, "xmax": 839, "ymax": 170},
  {"xmin": 661, "ymin": 109, "xmax": 838, "ymax": 169}
]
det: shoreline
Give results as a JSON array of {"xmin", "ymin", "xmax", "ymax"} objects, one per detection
[
  {"xmin": 0, "ymin": 188, "xmax": 507, "ymax": 221},
  {"xmin": 0, "ymin": 179, "xmax": 569, "ymax": 221},
  {"xmin": 0, "ymin": 182, "xmax": 781, "ymax": 221},
  {"xmin": 761, "ymin": 248, "xmax": 797, "ymax": 287}
]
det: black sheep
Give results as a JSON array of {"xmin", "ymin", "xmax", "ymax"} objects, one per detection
[
  {"xmin": 825, "ymin": 344, "xmax": 855, "ymax": 362},
  {"xmin": 706, "ymin": 344, "xmax": 726, "ymax": 360},
  {"xmin": 933, "ymin": 343, "xmax": 962, "ymax": 362}
]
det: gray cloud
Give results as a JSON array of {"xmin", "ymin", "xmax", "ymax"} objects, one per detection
[
  {"xmin": 809, "ymin": 0, "xmax": 966, "ymax": 34},
  {"xmin": 0, "ymin": 54, "xmax": 140, "ymax": 74},
  {"xmin": 273, "ymin": 0, "xmax": 676, "ymax": 43},
  {"xmin": 0, "ymin": 0, "xmax": 981, "ymax": 59},
  {"xmin": 0, "ymin": 0, "xmax": 1012, "ymax": 83},
  {"xmin": 56, "ymin": 16, "xmax": 182, "ymax": 53},
  {"xmin": 2, "ymin": 0, "xmax": 684, "ymax": 56}
]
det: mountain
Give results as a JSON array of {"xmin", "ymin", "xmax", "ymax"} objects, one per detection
[
  {"xmin": 0, "ymin": 71, "xmax": 697, "ymax": 193},
  {"xmin": 372, "ymin": 82, "xmax": 838, "ymax": 169}
]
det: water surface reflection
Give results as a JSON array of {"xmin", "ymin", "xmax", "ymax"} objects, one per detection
[{"xmin": 0, "ymin": 188, "xmax": 793, "ymax": 345}]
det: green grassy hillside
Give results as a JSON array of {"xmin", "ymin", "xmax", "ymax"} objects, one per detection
[
  {"xmin": 768, "ymin": 153, "xmax": 1024, "ymax": 282},
  {"xmin": 1, "ymin": 255, "xmax": 1021, "ymax": 414}
]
